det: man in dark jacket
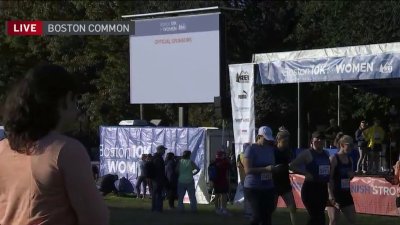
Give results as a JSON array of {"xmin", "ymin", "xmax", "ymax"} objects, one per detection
[
  {"xmin": 151, "ymin": 145, "xmax": 167, "ymax": 212},
  {"xmin": 165, "ymin": 152, "xmax": 178, "ymax": 209}
]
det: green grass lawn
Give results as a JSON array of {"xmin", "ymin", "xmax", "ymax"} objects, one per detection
[{"xmin": 106, "ymin": 195, "xmax": 399, "ymax": 225}]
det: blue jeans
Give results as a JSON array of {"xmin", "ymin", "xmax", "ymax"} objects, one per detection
[
  {"xmin": 151, "ymin": 181, "xmax": 164, "ymax": 212},
  {"xmin": 177, "ymin": 181, "xmax": 197, "ymax": 212},
  {"xmin": 136, "ymin": 176, "xmax": 147, "ymax": 196}
]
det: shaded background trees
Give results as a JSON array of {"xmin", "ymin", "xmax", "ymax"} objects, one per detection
[{"xmin": 1, "ymin": 0, "xmax": 400, "ymax": 148}]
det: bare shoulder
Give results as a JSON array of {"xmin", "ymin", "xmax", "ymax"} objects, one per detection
[
  {"xmin": 45, "ymin": 133, "xmax": 87, "ymax": 160},
  {"xmin": 50, "ymin": 133, "xmax": 85, "ymax": 149},
  {"xmin": 0, "ymin": 138, "xmax": 8, "ymax": 154}
]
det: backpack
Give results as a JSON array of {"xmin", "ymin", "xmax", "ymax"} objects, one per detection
[
  {"xmin": 144, "ymin": 160, "xmax": 156, "ymax": 179},
  {"xmin": 117, "ymin": 177, "xmax": 134, "ymax": 193},
  {"xmin": 208, "ymin": 162, "xmax": 217, "ymax": 182},
  {"xmin": 99, "ymin": 174, "xmax": 118, "ymax": 194}
]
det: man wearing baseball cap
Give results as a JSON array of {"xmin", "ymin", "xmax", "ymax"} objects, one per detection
[
  {"xmin": 258, "ymin": 126, "xmax": 275, "ymax": 142},
  {"xmin": 242, "ymin": 125, "xmax": 276, "ymax": 225}
]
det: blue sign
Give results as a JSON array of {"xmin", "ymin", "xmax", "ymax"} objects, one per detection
[
  {"xmin": 99, "ymin": 126, "xmax": 206, "ymax": 186},
  {"xmin": 134, "ymin": 13, "xmax": 219, "ymax": 36},
  {"xmin": 259, "ymin": 53, "xmax": 400, "ymax": 84}
]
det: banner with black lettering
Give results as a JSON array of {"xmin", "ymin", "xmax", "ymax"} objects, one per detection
[{"xmin": 229, "ymin": 64, "xmax": 256, "ymax": 181}]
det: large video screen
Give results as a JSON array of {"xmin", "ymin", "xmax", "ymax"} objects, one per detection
[{"xmin": 130, "ymin": 13, "xmax": 220, "ymax": 104}]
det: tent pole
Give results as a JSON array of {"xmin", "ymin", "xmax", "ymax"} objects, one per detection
[
  {"xmin": 178, "ymin": 105, "xmax": 188, "ymax": 127},
  {"xmin": 140, "ymin": 104, "xmax": 144, "ymax": 120},
  {"xmin": 338, "ymin": 85, "xmax": 341, "ymax": 127},
  {"xmin": 221, "ymin": 119, "xmax": 225, "ymax": 148},
  {"xmin": 297, "ymin": 82, "xmax": 300, "ymax": 149}
]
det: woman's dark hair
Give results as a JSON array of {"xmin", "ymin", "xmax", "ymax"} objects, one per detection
[
  {"xmin": 3, "ymin": 63, "xmax": 78, "ymax": 153},
  {"xmin": 333, "ymin": 132, "xmax": 344, "ymax": 148},
  {"xmin": 166, "ymin": 152, "xmax": 175, "ymax": 161},
  {"xmin": 182, "ymin": 150, "xmax": 191, "ymax": 159}
]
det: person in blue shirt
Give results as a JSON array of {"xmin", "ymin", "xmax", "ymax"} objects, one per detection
[
  {"xmin": 327, "ymin": 134, "xmax": 356, "ymax": 225},
  {"xmin": 242, "ymin": 126, "xmax": 276, "ymax": 225},
  {"xmin": 290, "ymin": 131, "xmax": 330, "ymax": 225}
]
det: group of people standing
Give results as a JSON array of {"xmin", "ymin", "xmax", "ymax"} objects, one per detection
[
  {"xmin": 141, "ymin": 145, "xmax": 233, "ymax": 215},
  {"xmin": 325, "ymin": 116, "xmax": 400, "ymax": 175},
  {"xmin": 240, "ymin": 125, "xmax": 358, "ymax": 225},
  {"xmin": 136, "ymin": 145, "xmax": 200, "ymax": 213},
  {"xmin": 355, "ymin": 118, "xmax": 400, "ymax": 174}
]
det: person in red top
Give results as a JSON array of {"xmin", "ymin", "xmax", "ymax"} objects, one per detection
[{"xmin": 213, "ymin": 150, "xmax": 231, "ymax": 216}]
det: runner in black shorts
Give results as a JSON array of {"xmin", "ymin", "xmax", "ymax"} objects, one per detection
[
  {"xmin": 290, "ymin": 131, "xmax": 330, "ymax": 225},
  {"xmin": 327, "ymin": 134, "xmax": 356, "ymax": 225},
  {"xmin": 273, "ymin": 130, "xmax": 297, "ymax": 225}
]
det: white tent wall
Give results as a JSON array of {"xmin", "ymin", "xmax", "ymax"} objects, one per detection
[
  {"xmin": 195, "ymin": 128, "xmax": 234, "ymax": 204},
  {"xmin": 194, "ymin": 128, "xmax": 234, "ymax": 204}
]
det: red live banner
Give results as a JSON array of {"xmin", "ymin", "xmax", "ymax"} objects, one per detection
[
  {"xmin": 277, "ymin": 174, "xmax": 399, "ymax": 216},
  {"xmin": 6, "ymin": 21, "xmax": 43, "ymax": 36}
]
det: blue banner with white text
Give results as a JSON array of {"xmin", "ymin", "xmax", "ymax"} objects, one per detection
[
  {"xmin": 259, "ymin": 53, "xmax": 400, "ymax": 84},
  {"xmin": 99, "ymin": 126, "xmax": 206, "ymax": 187}
]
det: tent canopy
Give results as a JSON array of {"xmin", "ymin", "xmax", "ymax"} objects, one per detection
[
  {"xmin": 249, "ymin": 42, "xmax": 400, "ymax": 147},
  {"xmin": 252, "ymin": 42, "xmax": 400, "ymax": 95}
]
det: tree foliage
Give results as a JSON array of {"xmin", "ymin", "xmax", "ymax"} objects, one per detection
[{"xmin": 1, "ymin": 1, "xmax": 400, "ymax": 147}]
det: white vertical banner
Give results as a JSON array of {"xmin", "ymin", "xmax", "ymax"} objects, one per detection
[
  {"xmin": 229, "ymin": 64, "xmax": 255, "ymax": 204},
  {"xmin": 229, "ymin": 63, "xmax": 256, "ymax": 170}
]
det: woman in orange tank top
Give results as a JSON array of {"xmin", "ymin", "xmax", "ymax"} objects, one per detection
[{"xmin": 0, "ymin": 64, "xmax": 109, "ymax": 225}]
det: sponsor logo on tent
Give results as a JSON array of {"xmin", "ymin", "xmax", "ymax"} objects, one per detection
[
  {"xmin": 238, "ymin": 90, "xmax": 248, "ymax": 99},
  {"xmin": 236, "ymin": 71, "xmax": 250, "ymax": 83},
  {"xmin": 235, "ymin": 107, "xmax": 250, "ymax": 112},
  {"xmin": 379, "ymin": 60, "xmax": 393, "ymax": 73},
  {"xmin": 234, "ymin": 118, "xmax": 250, "ymax": 122}
]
